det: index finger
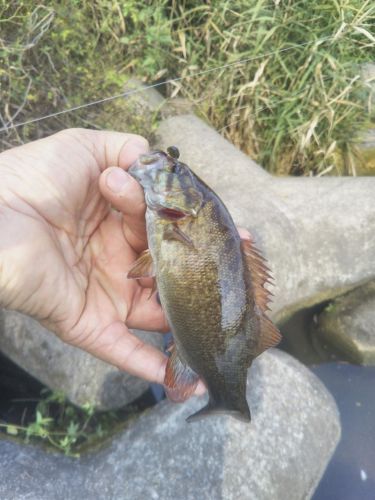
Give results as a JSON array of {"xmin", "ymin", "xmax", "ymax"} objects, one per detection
[{"xmin": 82, "ymin": 321, "xmax": 168, "ymax": 385}]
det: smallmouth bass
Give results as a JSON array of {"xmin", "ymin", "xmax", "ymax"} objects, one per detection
[{"xmin": 128, "ymin": 146, "xmax": 281, "ymax": 422}]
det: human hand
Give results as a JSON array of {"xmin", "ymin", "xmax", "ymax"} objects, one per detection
[{"xmin": 0, "ymin": 128, "xmax": 172, "ymax": 386}]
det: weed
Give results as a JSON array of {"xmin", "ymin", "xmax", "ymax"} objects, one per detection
[
  {"xmin": 1, "ymin": 1, "xmax": 374, "ymax": 175},
  {"xmin": 0, "ymin": 389, "xmax": 134, "ymax": 456}
]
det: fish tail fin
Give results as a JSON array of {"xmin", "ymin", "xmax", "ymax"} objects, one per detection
[{"xmin": 186, "ymin": 396, "xmax": 251, "ymax": 423}]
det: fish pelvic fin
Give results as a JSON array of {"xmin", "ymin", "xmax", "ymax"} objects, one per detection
[
  {"xmin": 164, "ymin": 346, "xmax": 200, "ymax": 403},
  {"xmin": 186, "ymin": 396, "xmax": 251, "ymax": 423}
]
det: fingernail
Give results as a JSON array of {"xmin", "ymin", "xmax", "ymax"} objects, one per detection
[{"xmin": 106, "ymin": 169, "xmax": 129, "ymax": 193}]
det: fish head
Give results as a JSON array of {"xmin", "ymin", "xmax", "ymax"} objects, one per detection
[{"xmin": 129, "ymin": 147, "xmax": 203, "ymax": 220}]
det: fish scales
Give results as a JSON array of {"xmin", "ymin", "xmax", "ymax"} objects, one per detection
[{"xmin": 128, "ymin": 147, "xmax": 280, "ymax": 422}]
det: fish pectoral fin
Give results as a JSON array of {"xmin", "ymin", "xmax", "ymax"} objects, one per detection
[
  {"xmin": 164, "ymin": 346, "xmax": 200, "ymax": 402},
  {"xmin": 163, "ymin": 224, "xmax": 195, "ymax": 249},
  {"xmin": 127, "ymin": 249, "xmax": 155, "ymax": 279},
  {"xmin": 256, "ymin": 315, "xmax": 282, "ymax": 356}
]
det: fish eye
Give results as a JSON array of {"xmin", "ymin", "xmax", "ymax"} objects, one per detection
[{"xmin": 167, "ymin": 146, "xmax": 180, "ymax": 159}]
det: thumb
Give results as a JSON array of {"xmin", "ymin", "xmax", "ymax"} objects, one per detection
[
  {"xmin": 99, "ymin": 167, "xmax": 147, "ymax": 253},
  {"xmin": 93, "ymin": 131, "xmax": 149, "ymax": 253}
]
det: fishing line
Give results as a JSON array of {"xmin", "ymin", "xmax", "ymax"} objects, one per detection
[
  {"xmin": 217, "ymin": 75, "xmax": 335, "ymax": 134},
  {"xmin": 0, "ymin": 35, "xmax": 336, "ymax": 134}
]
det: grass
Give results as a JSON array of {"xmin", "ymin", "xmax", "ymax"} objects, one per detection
[
  {"xmin": 166, "ymin": 0, "xmax": 375, "ymax": 175},
  {"xmin": 1, "ymin": 1, "xmax": 374, "ymax": 175}
]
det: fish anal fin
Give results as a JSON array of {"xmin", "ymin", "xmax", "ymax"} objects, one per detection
[
  {"xmin": 164, "ymin": 346, "xmax": 199, "ymax": 403},
  {"xmin": 127, "ymin": 249, "xmax": 155, "ymax": 279}
]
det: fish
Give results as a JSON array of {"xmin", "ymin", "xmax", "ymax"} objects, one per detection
[{"xmin": 127, "ymin": 146, "xmax": 281, "ymax": 422}]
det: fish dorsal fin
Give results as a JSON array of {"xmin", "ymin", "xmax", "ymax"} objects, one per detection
[
  {"xmin": 241, "ymin": 237, "xmax": 273, "ymax": 312},
  {"xmin": 127, "ymin": 249, "xmax": 155, "ymax": 279},
  {"xmin": 241, "ymin": 237, "xmax": 282, "ymax": 355}
]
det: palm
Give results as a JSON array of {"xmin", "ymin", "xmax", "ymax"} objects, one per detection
[{"xmin": 0, "ymin": 129, "xmax": 168, "ymax": 383}]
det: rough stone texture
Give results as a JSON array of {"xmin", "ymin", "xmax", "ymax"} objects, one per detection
[
  {"xmin": 157, "ymin": 114, "xmax": 375, "ymax": 323},
  {"xmin": 0, "ymin": 309, "xmax": 163, "ymax": 410},
  {"xmin": 316, "ymin": 281, "xmax": 375, "ymax": 365},
  {"xmin": 123, "ymin": 77, "xmax": 165, "ymax": 114},
  {"xmin": 0, "ymin": 349, "xmax": 340, "ymax": 500}
]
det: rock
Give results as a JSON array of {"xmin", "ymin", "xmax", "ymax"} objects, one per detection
[
  {"xmin": 0, "ymin": 310, "xmax": 163, "ymax": 410},
  {"xmin": 316, "ymin": 281, "xmax": 375, "ymax": 365},
  {"xmin": 0, "ymin": 349, "xmax": 340, "ymax": 500},
  {"xmin": 122, "ymin": 77, "xmax": 165, "ymax": 116},
  {"xmin": 157, "ymin": 114, "xmax": 375, "ymax": 323}
]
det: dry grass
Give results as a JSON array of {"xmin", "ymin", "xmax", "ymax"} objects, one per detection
[
  {"xmin": 166, "ymin": 0, "xmax": 375, "ymax": 175},
  {"xmin": 0, "ymin": 1, "xmax": 374, "ymax": 175}
]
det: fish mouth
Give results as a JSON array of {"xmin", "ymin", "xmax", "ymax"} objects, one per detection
[
  {"xmin": 156, "ymin": 207, "xmax": 188, "ymax": 221},
  {"xmin": 145, "ymin": 192, "xmax": 198, "ymax": 220}
]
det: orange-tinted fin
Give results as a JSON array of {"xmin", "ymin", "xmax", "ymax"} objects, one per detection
[
  {"xmin": 258, "ymin": 316, "xmax": 282, "ymax": 355},
  {"xmin": 164, "ymin": 346, "xmax": 199, "ymax": 403},
  {"xmin": 127, "ymin": 249, "xmax": 155, "ymax": 279},
  {"xmin": 241, "ymin": 237, "xmax": 282, "ymax": 355},
  {"xmin": 163, "ymin": 224, "xmax": 195, "ymax": 249}
]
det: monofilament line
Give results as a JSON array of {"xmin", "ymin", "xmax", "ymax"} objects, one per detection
[{"xmin": 0, "ymin": 36, "xmax": 334, "ymax": 133}]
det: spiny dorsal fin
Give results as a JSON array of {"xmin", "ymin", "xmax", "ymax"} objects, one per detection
[
  {"xmin": 241, "ymin": 238, "xmax": 274, "ymax": 313},
  {"xmin": 127, "ymin": 249, "xmax": 155, "ymax": 279},
  {"xmin": 241, "ymin": 237, "xmax": 282, "ymax": 355}
]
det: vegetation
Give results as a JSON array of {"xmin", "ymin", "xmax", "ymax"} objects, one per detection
[
  {"xmin": 1, "ymin": 1, "xmax": 374, "ymax": 174},
  {"xmin": 0, "ymin": 389, "xmax": 139, "ymax": 456}
]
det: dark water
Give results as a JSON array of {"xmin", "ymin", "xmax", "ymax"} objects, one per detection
[
  {"xmin": 280, "ymin": 308, "xmax": 375, "ymax": 500},
  {"xmin": 311, "ymin": 363, "xmax": 375, "ymax": 500},
  {"xmin": 0, "ymin": 351, "xmax": 44, "ymax": 425}
]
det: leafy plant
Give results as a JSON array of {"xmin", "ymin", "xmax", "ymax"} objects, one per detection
[{"xmin": 0, "ymin": 389, "xmax": 133, "ymax": 456}]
